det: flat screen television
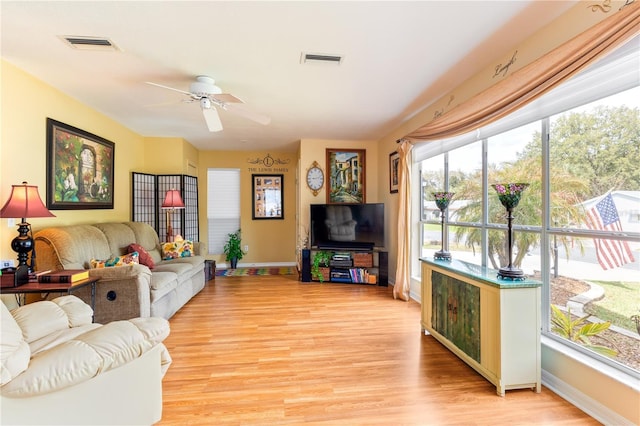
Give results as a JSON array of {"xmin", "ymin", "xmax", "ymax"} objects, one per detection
[{"xmin": 310, "ymin": 203, "xmax": 385, "ymax": 250}]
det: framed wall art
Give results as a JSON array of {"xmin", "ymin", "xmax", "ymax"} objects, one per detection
[
  {"xmin": 252, "ymin": 174, "xmax": 283, "ymax": 219},
  {"xmin": 389, "ymin": 151, "xmax": 400, "ymax": 194},
  {"xmin": 326, "ymin": 149, "xmax": 365, "ymax": 204},
  {"xmin": 46, "ymin": 118, "xmax": 115, "ymax": 210}
]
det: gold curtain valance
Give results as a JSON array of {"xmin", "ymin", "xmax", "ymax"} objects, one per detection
[{"xmin": 405, "ymin": 2, "xmax": 639, "ymax": 142}]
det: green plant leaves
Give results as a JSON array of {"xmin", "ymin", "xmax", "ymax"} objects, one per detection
[
  {"xmin": 550, "ymin": 304, "xmax": 618, "ymax": 357},
  {"xmin": 223, "ymin": 229, "xmax": 243, "ymax": 261}
]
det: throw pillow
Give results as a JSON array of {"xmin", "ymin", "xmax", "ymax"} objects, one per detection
[
  {"xmin": 90, "ymin": 252, "xmax": 140, "ymax": 269},
  {"xmin": 127, "ymin": 243, "xmax": 155, "ymax": 269},
  {"xmin": 161, "ymin": 240, "xmax": 194, "ymax": 260}
]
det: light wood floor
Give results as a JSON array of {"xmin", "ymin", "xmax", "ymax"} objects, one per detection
[{"xmin": 158, "ymin": 275, "xmax": 598, "ymax": 425}]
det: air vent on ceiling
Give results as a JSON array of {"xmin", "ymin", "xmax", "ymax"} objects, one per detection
[
  {"xmin": 59, "ymin": 36, "xmax": 120, "ymax": 51},
  {"xmin": 300, "ymin": 52, "xmax": 343, "ymax": 65}
]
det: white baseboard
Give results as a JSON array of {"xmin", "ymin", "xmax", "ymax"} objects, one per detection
[
  {"xmin": 388, "ymin": 279, "xmax": 422, "ymax": 303},
  {"xmin": 542, "ymin": 369, "xmax": 635, "ymax": 426},
  {"xmin": 218, "ymin": 262, "xmax": 297, "ymax": 269},
  {"xmin": 409, "ymin": 288, "xmax": 420, "ymax": 302}
]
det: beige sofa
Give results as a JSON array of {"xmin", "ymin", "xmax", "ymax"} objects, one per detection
[
  {"xmin": 34, "ymin": 222, "xmax": 205, "ymax": 323},
  {"xmin": 1, "ymin": 295, "xmax": 171, "ymax": 425}
]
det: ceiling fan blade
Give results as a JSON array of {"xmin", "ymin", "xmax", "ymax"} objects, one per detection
[
  {"xmin": 145, "ymin": 81, "xmax": 194, "ymax": 97},
  {"xmin": 202, "ymin": 107, "xmax": 223, "ymax": 132},
  {"xmin": 223, "ymin": 103, "xmax": 271, "ymax": 125},
  {"xmin": 211, "ymin": 93, "xmax": 243, "ymax": 104}
]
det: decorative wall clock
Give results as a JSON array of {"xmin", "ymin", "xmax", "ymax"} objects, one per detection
[{"xmin": 306, "ymin": 161, "xmax": 324, "ymax": 196}]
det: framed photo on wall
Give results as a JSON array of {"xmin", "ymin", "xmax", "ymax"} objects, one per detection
[
  {"xmin": 46, "ymin": 118, "xmax": 115, "ymax": 210},
  {"xmin": 389, "ymin": 151, "xmax": 399, "ymax": 193},
  {"xmin": 326, "ymin": 149, "xmax": 365, "ymax": 204},
  {"xmin": 252, "ymin": 174, "xmax": 284, "ymax": 219}
]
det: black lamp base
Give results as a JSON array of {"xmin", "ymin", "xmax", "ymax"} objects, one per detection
[
  {"xmin": 10, "ymin": 221, "xmax": 33, "ymax": 286},
  {"xmin": 497, "ymin": 266, "xmax": 526, "ymax": 281}
]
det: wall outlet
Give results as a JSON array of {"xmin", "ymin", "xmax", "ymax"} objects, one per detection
[
  {"xmin": 1, "ymin": 259, "xmax": 14, "ymax": 269},
  {"xmin": 244, "ymin": 245, "xmax": 249, "ymax": 253},
  {"xmin": 7, "ymin": 218, "xmax": 16, "ymax": 227}
]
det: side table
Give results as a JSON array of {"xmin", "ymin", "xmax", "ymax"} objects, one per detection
[
  {"xmin": 205, "ymin": 259, "xmax": 216, "ymax": 281},
  {"xmin": 0, "ymin": 277, "xmax": 99, "ymax": 319}
]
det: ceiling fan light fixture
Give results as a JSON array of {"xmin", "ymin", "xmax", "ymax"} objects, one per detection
[
  {"xmin": 190, "ymin": 75, "xmax": 222, "ymax": 96},
  {"xmin": 200, "ymin": 98, "xmax": 212, "ymax": 109}
]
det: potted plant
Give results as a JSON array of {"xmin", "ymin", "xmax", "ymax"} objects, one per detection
[
  {"xmin": 223, "ymin": 229, "xmax": 243, "ymax": 269},
  {"xmin": 311, "ymin": 250, "xmax": 332, "ymax": 282}
]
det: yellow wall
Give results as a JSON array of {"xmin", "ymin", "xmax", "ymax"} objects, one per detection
[
  {"xmin": 143, "ymin": 137, "xmax": 199, "ymax": 176},
  {"xmin": 198, "ymin": 150, "xmax": 298, "ymax": 266},
  {"xmin": 298, "ymin": 138, "xmax": 379, "ymax": 245},
  {"xmin": 0, "ymin": 61, "xmax": 342, "ymax": 270},
  {"xmin": 0, "ymin": 60, "xmax": 146, "ymax": 260}
]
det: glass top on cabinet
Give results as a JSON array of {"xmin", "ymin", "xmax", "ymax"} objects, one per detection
[{"xmin": 420, "ymin": 258, "xmax": 542, "ymax": 289}]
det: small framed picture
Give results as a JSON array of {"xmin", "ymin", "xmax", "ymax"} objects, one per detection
[
  {"xmin": 389, "ymin": 151, "xmax": 400, "ymax": 194},
  {"xmin": 252, "ymin": 174, "xmax": 283, "ymax": 219}
]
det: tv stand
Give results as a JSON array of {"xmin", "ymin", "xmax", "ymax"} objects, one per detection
[
  {"xmin": 300, "ymin": 248, "xmax": 388, "ymax": 286},
  {"xmin": 317, "ymin": 241, "xmax": 374, "ymax": 251}
]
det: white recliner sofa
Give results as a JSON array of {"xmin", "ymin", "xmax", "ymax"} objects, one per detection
[{"xmin": 1, "ymin": 295, "xmax": 171, "ymax": 425}]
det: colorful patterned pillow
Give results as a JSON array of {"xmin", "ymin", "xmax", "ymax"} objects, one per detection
[
  {"xmin": 90, "ymin": 252, "xmax": 140, "ymax": 269},
  {"xmin": 127, "ymin": 243, "xmax": 155, "ymax": 269},
  {"xmin": 161, "ymin": 240, "xmax": 194, "ymax": 260}
]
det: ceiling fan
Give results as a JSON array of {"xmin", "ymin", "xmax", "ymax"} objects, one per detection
[{"xmin": 146, "ymin": 75, "xmax": 271, "ymax": 132}]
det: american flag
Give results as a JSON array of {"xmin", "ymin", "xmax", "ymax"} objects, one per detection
[{"xmin": 585, "ymin": 193, "xmax": 635, "ymax": 270}]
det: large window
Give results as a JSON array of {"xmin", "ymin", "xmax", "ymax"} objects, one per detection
[{"xmin": 416, "ymin": 39, "xmax": 639, "ymax": 375}]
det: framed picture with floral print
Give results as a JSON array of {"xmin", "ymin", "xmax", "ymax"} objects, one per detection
[{"xmin": 46, "ymin": 118, "xmax": 115, "ymax": 210}]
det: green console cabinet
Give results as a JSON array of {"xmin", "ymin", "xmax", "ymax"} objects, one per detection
[
  {"xmin": 421, "ymin": 258, "xmax": 541, "ymax": 396},
  {"xmin": 431, "ymin": 272, "xmax": 480, "ymax": 363}
]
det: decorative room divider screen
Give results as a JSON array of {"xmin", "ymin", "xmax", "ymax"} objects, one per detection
[{"xmin": 131, "ymin": 172, "xmax": 199, "ymax": 242}]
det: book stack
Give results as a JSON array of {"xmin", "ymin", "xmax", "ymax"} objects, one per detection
[
  {"xmin": 348, "ymin": 268, "xmax": 370, "ymax": 284},
  {"xmin": 329, "ymin": 269, "xmax": 351, "ymax": 283},
  {"xmin": 332, "ymin": 252, "xmax": 351, "ymax": 261},
  {"xmin": 37, "ymin": 269, "xmax": 89, "ymax": 284},
  {"xmin": 1, "ymin": 270, "xmax": 18, "ymax": 288},
  {"xmin": 330, "ymin": 252, "xmax": 352, "ymax": 267}
]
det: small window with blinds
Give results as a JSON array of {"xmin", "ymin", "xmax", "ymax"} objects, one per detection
[{"xmin": 207, "ymin": 168, "xmax": 240, "ymax": 254}]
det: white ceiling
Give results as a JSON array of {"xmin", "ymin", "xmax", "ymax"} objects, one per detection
[{"xmin": 1, "ymin": 1, "xmax": 577, "ymax": 152}]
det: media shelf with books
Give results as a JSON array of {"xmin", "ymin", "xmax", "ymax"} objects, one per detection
[{"xmin": 300, "ymin": 248, "xmax": 388, "ymax": 286}]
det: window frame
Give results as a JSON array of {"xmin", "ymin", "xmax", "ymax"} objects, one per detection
[{"xmin": 415, "ymin": 39, "xmax": 640, "ymax": 378}]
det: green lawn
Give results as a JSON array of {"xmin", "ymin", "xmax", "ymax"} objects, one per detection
[
  {"xmin": 422, "ymin": 225, "xmax": 470, "ymax": 250},
  {"xmin": 584, "ymin": 280, "xmax": 640, "ymax": 332}
]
